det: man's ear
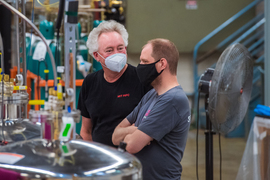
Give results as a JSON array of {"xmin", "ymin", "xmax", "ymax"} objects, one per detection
[
  {"xmin": 93, "ymin": 52, "xmax": 99, "ymax": 61},
  {"xmin": 160, "ymin": 58, "xmax": 167, "ymax": 70}
]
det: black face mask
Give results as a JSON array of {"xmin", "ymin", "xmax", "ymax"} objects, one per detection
[{"xmin": 136, "ymin": 59, "xmax": 164, "ymax": 86}]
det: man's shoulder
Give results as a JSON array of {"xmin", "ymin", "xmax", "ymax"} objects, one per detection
[
  {"xmin": 127, "ymin": 63, "xmax": 136, "ymax": 69},
  {"xmin": 142, "ymin": 89, "xmax": 156, "ymax": 101},
  {"xmin": 84, "ymin": 70, "xmax": 103, "ymax": 83},
  {"xmin": 169, "ymin": 86, "xmax": 187, "ymax": 99},
  {"xmin": 168, "ymin": 86, "xmax": 190, "ymax": 116},
  {"xmin": 161, "ymin": 86, "xmax": 190, "ymax": 108},
  {"xmin": 125, "ymin": 64, "xmax": 137, "ymax": 75},
  {"xmin": 145, "ymin": 88, "xmax": 156, "ymax": 95},
  {"xmin": 121, "ymin": 64, "xmax": 142, "ymax": 84}
]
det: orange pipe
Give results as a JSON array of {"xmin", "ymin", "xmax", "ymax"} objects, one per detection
[
  {"xmin": 38, "ymin": 79, "xmax": 83, "ymax": 87},
  {"xmin": 70, "ymin": 53, "xmax": 74, "ymax": 108},
  {"xmin": 26, "ymin": 71, "xmax": 34, "ymax": 117},
  {"xmin": 10, "ymin": 66, "xmax": 17, "ymax": 79},
  {"xmin": 10, "ymin": 66, "xmax": 23, "ymax": 78}
]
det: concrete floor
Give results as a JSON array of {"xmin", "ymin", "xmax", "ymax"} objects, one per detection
[{"xmin": 181, "ymin": 129, "xmax": 246, "ymax": 180}]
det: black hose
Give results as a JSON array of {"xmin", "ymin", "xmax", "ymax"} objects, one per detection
[
  {"xmin": 55, "ymin": 0, "xmax": 66, "ymax": 30},
  {"xmin": 196, "ymin": 90, "xmax": 200, "ymax": 180},
  {"xmin": 219, "ymin": 133, "xmax": 222, "ymax": 180},
  {"xmin": 1, "ymin": 73, "xmax": 5, "ymax": 144},
  {"xmin": 55, "ymin": 0, "xmax": 65, "ymax": 77}
]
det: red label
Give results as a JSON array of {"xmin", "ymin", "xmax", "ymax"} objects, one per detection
[{"xmin": 117, "ymin": 93, "xmax": 130, "ymax": 98}]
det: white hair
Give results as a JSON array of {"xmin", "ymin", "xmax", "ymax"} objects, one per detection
[{"xmin": 86, "ymin": 20, "xmax": 128, "ymax": 57}]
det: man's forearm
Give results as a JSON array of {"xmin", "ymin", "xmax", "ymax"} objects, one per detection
[
  {"xmin": 81, "ymin": 116, "xmax": 93, "ymax": 141},
  {"xmin": 80, "ymin": 131, "xmax": 92, "ymax": 141},
  {"xmin": 124, "ymin": 133, "xmax": 142, "ymax": 154},
  {"xmin": 112, "ymin": 125, "xmax": 137, "ymax": 146},
  {"xmin": 123, "ymin": 129, "xmax": 153, "ymax": 154},
  {"xmin": 80, "ymin": 126, "xmax": 93, "ymax": 141},
  {"xmin": 123, "ymin": 134, "xmax": 135, "ymax": 153}
]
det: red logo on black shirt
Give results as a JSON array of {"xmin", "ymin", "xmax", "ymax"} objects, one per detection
[{"xmin": 117, "ymin": 94, "xmax": 130, "ymax": 98}]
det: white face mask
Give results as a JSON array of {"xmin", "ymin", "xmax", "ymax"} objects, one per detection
[{"xmin": 97, "ymin": 52, "xmax": 127, "ymax": 72}]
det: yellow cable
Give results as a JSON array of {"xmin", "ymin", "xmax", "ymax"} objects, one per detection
[
  {"xmin": 29, "ymin": 100, "xmax": 45, "ymax": 105},
  {"xmin": 14, "ymin": 86, "xmax": 27, "ymax": 90},
  {"xmin": 36, "ymin": 0, "xmax": 59, "ymax": 7}
]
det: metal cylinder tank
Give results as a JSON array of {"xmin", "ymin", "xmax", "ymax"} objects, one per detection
[{"xmin": 0, "ymin": 139, "xmax": 142, "ymax": 180}]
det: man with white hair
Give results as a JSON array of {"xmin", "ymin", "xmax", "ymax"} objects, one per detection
[{"xmin": 77, "ymin": 20, "xmax": 150, "ymax": 147}]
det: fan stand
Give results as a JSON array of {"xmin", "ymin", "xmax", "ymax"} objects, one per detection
[
  {"xmin": 199, "ymin": 68, "xmax": 215, "ymax": 180},
  {"xmin": 204, "ymin": 94, "xmax": 215, "ymax": 180},
  {"xmin": 198, "ymin": 43, "xmax": 254, "ymax": 180}
]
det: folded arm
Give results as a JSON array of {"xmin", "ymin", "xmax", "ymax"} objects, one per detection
[
  {"xmin": 112, "ymin": 118, "xmax": 137, "ymax": 146},
  {"xmin": 113, "ymin": 118, "xmax": 153, "ymax": 154},
  {"xmin": 123, "ymin": 129, "xmax": 153, "ymax": 154}
]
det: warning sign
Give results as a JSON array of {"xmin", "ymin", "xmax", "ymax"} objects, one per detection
[{"xmin": 186, "ymin": 0, "xmax": 198, "ymax": 10}]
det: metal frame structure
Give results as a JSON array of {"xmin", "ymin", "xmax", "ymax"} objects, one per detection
[
  {"xmin": 193, "ymin": 0, "xmax": 261, "ymax": 98},
  {"xmin": 64, "ymin": 0, "xmax": 78, "ymax": 110},
  {"xmin": 14, "ymin": 0, "xmax": 28, "ymax": 118},
  {"xmin": 265, "ymin": 0, "xmax": 270, "ymax": 106},
  {"xmin": 192, "ymin": 0, "xmax": 265, "ymax": 127}
]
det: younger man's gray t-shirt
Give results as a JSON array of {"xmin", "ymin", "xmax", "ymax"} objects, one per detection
[{"xmin": 127, "ymin": 86, "xmax": 190, "ymax": 180}]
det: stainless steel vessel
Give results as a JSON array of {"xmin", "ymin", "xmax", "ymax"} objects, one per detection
[
  {"xmin": 0, "ymin": 93, "xmax": 29, "ymax": 121},
  {"xmin": 0, "ymin": 120, "xmax": 40, "ymax": 143},
  {"xmin": 0, "ymin": 139, "xmax": 142, "ymax": 180},
  {"xmin": 0, "ymin": 92, "xmax": 41, "ymax": 143}
]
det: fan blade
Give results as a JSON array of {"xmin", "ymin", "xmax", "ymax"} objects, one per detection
[{"xmin": 208, "ymin": 43, "xmax": 253, "ymax": 134}]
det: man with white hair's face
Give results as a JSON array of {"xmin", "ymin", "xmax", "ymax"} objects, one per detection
[
  {"xmin": 92, "ymin": 31, "xmax": 128, "ymax": 81},
  {"xmin": 95, "ymin": 31, "xmax": 126, "ymax": 60}
]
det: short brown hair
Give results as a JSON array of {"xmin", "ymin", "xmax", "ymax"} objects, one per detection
[{"xmin": 148, "ymin": 38, "xmax": 179, "ymax": 75}]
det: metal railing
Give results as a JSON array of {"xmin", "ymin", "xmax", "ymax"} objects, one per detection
[{"xmin": 192, "ymin": 0, "xmax": 264, "ymax": 116}]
